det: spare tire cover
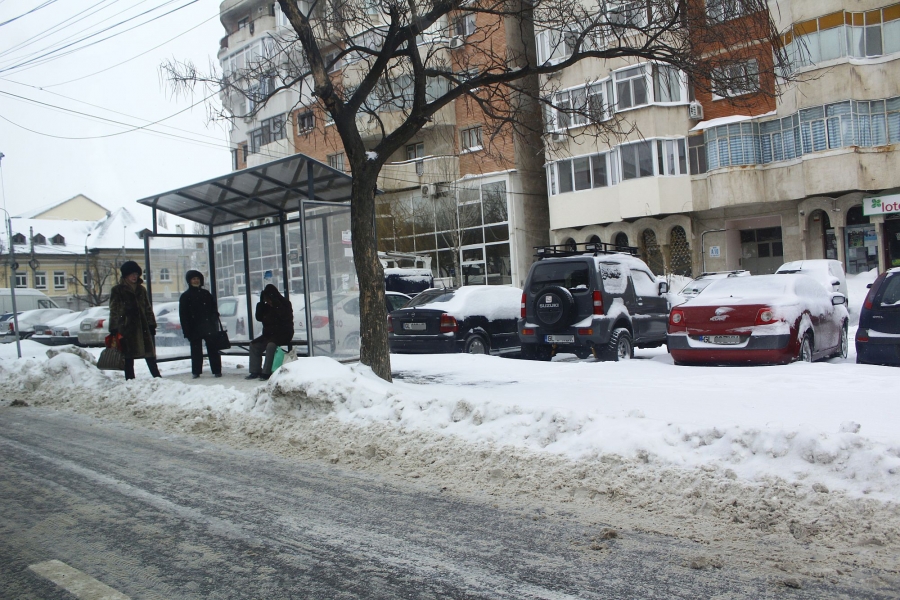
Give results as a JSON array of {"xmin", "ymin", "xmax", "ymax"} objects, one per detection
[{"xmin": 533, "ymin": 286, "xmax": 575, "ymax": 331}]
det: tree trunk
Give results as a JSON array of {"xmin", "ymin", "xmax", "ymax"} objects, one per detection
[{"xmin": 350, "ymin": 172, "xmax": 392, "ymax": 382}]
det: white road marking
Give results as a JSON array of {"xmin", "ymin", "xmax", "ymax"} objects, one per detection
[{"xmin": 28, "ymin": 560, "xmax": 130, "ymax": 600}]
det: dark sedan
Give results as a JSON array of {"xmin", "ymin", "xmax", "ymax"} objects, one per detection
[
  {"xmin": 856, "ymin": 267, "xmax": 900, "ymax": 366},
  {"xmin": 388, "ymin": 286, "xmax": 522, "ymax": 355}
]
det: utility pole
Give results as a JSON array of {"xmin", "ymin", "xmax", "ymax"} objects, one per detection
[{"xmin": 0, "ymin": 152, "xmax": 22, "ymax": 358}]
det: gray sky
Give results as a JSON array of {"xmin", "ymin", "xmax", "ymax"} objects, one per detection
[{"xmin": 0, "ymin": 0, "xmax": 233, "ymax": 220}]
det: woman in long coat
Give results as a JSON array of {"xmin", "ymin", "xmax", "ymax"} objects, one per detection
[
  {"xmin": 109, "ymin": 261, "xmax": 161, "ymax": 380},
  {"xmin": 246, "ymin": 284, "xmax": 293, "ymax": 380},
  {"xmin": 179, "ymin": 270, "xmax": 222, "ymax": 378}
]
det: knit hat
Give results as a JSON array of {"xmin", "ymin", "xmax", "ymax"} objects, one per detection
[
  {"xmin": 120, "ymin": 260, "xmax": 142, "ymax": 278},
  {"xmin": 185, "ymin": 270, "xmax": 205, "ymax": 286}
]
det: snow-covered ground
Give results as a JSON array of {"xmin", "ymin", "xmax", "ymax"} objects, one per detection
[{"xmin": 2, "ymin": 269, "xmax": 898, "ymax": 582}]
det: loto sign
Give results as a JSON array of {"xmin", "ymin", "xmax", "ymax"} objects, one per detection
[{"xmin": 863, "ymin": 193, "xmax": 900, "ymax": 216}]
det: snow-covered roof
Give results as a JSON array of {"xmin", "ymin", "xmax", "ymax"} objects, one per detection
[
  {"xmin": 689, "ymin": 111, "xmax": 776, "ymax": 132},
  {"xmin": 15, "ymin": 194, "xmax": 109, "ymax": 219},
  {"xmin": 4, "ymin": 207, "xmax": 179, "ymax": 255}
]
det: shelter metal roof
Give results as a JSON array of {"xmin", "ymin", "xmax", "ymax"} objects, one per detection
[{"xmin": 136, "ymin": 153, "xmax": 354, "ymax": 227}]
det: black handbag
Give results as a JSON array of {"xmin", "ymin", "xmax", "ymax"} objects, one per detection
[
  {"xmin": 97, "ymin": 346, "xmax": 125, "ymax": 370},
  {"xmin": 211, "ymin": 318, "xmax": 231, "ymax": 351}
]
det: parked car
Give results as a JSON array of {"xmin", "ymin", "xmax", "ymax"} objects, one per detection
[
  {"xmin": 675, "ymin": 270, "xmax": 751, "ymax": 303},
  {"xmin": 218, "ymin": 293, "xmax": 307, "ymax": 344},
  {"xmin": 386, "ymin": 291, "xmax": 412, "ymax": 312},
  {"xmin": 31, "ymin": 309, "xmax": 99, "ymax": 346},
  {"xmin": 77, "ymin": 307, "xmax": 111, "ymax": 347},
  {"xmin": 667, "ymin": 274, "xmax": 848, "ymax": 365},
  {"xmin": 856, "ymin": 267, "xmax": 900, "ymax": 366},
  {"xmin": 153, "ymin": 301, "xmax": 187, "ymax": 345},
  {"xmin": 51, "ymin": 307, "xmax": 110, "ymax": 346},
  {"xmin": 776, "ymin": 259, "xmax": 848, "ymax": 305},
  {"xmin": 518, "ymin": 244, "xmax": 669, "ymax": 361},
  {"xmin": 0, "ymin": 308, "xmax": 72, "ymax": 342},
  {"xmin": 0, "ymin": 288, "xmax": 60, "ymax": 312},
  {"xmin": 389, "ymin": 286, "xmax": 523, "ymax": 355}
]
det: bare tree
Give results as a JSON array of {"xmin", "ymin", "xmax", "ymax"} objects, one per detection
[
  {"xmin": 70, "ymin": 253, "xmax": 118, "ymax": 307},
  {"xmin": 167, "ymin": 0, "xmax": 787, "ymax": 381}
]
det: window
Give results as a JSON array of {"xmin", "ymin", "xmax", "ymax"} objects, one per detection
[
  {"xmin": 536, "ymin": 28, "xmax": 578, "ymax": 64},
  {"xmin": 159, "ymin": 268, "xmax": 171, "ymax": 282},
  {"xmin": 248, "ymin": 113, "xmax": 287, "ymax": 153},
  {"xmin": 15, "ymin": 272, "xmax": 26, "ymax": 288},
  {"xmin": 712, "ymin": 59, "xmax": 759, "ymax": 98},
  {"xmin": 34, "ymin": 271, "xmax": 47, "ymax": 289},
  {"xmin": 652, "ymin": 64, "xmax": 683, "ymax": 103},
  {"xmin": 656, "ymin": 139, "xmax": 688, "ymax": 175},
  {"xmin": 614, "ymin": 65, "xmax": 649, "ymax": 110},
  {"xmin": 32, "ymin": 234, "xmax": 46, "ymax": 245},
  {"xmin": 53, "ymin": 271, "xmax": 66, "ymax": 290},
  {"xmin": 324, "ymin": 50, "xmax": 343, "ymax": 74},
  {"xmin": 454, "ymin": 13, "xmax": 476, "ymax": 37},
  {"xmin": 632, "ymin": 270, "xmax": 659, "ymax": 297},
  {"xmin": 238, "ymin": 17, "xmax": 249, "ymax": 30},
  {"xmin": 688, "ymin": 135, "xmax": 708, "ymax": 174},
  {"xmin": 705, "ymin": 121, "xmax": 760, "ymax": 169},
  {"xmin": 12, "ymin": 233, "xmax": 25, "ymax": 245},
  {"xmin": 460, "ymin": 126, "xmax": 482, "ymax": 151},
  {"xmin": 50, "ymin": 234, "xmax": 65, "ymax": 245},
  {"xmin": 328, "ymin": 152, "xmax": 345, "ymax": 171},
  {"xmin": 609, "ymin": 1, "xmax": 648, "ymax": 29},
  {"xmin": 550, "ymin": 153, "xmax": 611, "ymax": 194},
  {"xmin": 620, "ymin": 141, "xmax": 654, "ymax": 180},
  {"xmin": 297, "ymin": 110, "xmax": 314, "ymax": 134},
  {"xmin": 406, "ymin": 143, "xmax": 424, "ymax": 160},
  {"xmin": 706, "ymin": 0, "xmax": 756, "ymax": 24}
]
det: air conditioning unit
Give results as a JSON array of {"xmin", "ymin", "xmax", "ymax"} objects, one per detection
[
  {"xmin": 689, "ymin": 101, "xmax": 704, "ymax": 120},
  {"xmin": 421, "ymin": 184, "xmax": 434, "ymax": 197},
  {"xmin": 449, "ymin": 36, "xmax": 464, "ymax": 49},
  {"xmin": 550, "ymin": 132, "xmax": 567, "ymax": 143}
]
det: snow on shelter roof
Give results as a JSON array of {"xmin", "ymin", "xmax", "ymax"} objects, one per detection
[{"xmin": 136, "ymin": 153, "xmax": 361, "ymax": 227}]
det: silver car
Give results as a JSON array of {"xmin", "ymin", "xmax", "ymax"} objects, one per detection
[{"xmin": 77, "ymin": 308, "xmax": 111, "ymax": 347}]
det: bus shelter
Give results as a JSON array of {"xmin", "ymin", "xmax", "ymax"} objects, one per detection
[{"xmin": 136, "ymin": 153, "xmax": 362, "ymax": 362}]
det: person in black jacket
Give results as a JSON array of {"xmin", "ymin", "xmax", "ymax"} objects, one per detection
[
  {"xmin": 246, "ymin": 284, "xmax": 293, "ymax": 380},
  {"xmin": 179, "ymin": 270, "xmax": 223, "ymax": 378}
]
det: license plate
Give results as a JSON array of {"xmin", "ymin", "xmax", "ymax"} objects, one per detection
[
  {"xmin": 702, "ymin": 335, "xmax": 742, "ymax": 345},
  {"xmin": 403, "ymin": 322, "xmax": 426, "ymax": 331},
  {"xmin": 80, "ymin": 322, "xmax": 92, "ymax": 331},
  {"xmin": 546, "ymin": 335, "xmax": 574, "ymax": 344}
]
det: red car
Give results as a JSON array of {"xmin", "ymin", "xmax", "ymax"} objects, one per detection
[{"xmin": 667, "ymin": 274, "xmax": 849, "ymax": 365}]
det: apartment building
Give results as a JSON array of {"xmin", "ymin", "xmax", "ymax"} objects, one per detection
[
  {"xmin": 217, "ymin": 1, "xmax": 550, "ymax": 289},
  {"xmin": 543, "ymin": 0, "xmax": 900, "ymax": 277}
]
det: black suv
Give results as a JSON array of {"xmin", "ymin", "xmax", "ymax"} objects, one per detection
[{"xmin": 518, "ymin": 243, "xmax": 669, "ymax": 361}]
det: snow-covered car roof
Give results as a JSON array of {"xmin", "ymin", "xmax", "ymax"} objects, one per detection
[
  {"xmin": 402, "ymin": 286, "xmax": 523, "ymax": 321},
  {"xmin": 591, "ymin": 253, "xmax": 654, "ymax": 273},
  {"xmin": 681, "ymin": 274, "xmax": 822, "ymax": 306},
  {"xmin": 776, "ymin": 259, "xmax": 842, "ymax": 274}
]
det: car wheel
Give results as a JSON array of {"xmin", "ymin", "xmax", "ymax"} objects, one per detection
[
  {"xmin": 798, "ymin": 333, "xmax": 813, "ymax": 363},
  {"xmin": 464, "ymin": 334, "xmax": 489, "ymax": 355},
  {"xmin": 601, "ymin": 328, "xmax": 633, "ymax": 362},
  {"xmin": 343, "ymin": 332, "xmax": 360, "ymax": 350},
  {"xmin": 832, "ymin": 323, "xmax": 849, "ymax": 359}
]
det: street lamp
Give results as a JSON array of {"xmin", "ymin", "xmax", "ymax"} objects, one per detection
[{"xmin": 0, "ymin": 152, "xmax": 22, "ymax": 359}]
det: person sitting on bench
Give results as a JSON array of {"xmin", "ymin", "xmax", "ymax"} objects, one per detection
[{"xmin": 246, "ymin": 284, "xmax": 293, "ymax": 380}]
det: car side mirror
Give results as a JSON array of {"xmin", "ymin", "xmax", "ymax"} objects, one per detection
[
  {"xmin": 831, "ymin": 294, "xmax": 846, "ymax": 306},
  {"xmin": 866, "ymin": 283, "xmax": 873, "ymax": 289},
  {"xmin": 830, "ymin": 278, "xmax": 840, "ymax": 287},
  {"xmin": 658, "ymin": 282, "xmax": 668, "ymax": 294}
]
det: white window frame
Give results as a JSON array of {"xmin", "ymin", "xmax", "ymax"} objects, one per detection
[
  {"xmin": 651, "ymin": 63, "xmax": 686, "ymax": 104},
  {"xmin": 53, "ymin": 271, "xmax": 66, "ymax": 290},
  {"xmin": 613, "ymin": 64, "xmax": 650, "ymax": 111},
  {"xmin": 406, "ymin": 143, "xmax": 425, "ymax": 160},
  {"xmin": 706, "ymin": 0, "xmax": 754, "ymax": 24},
  {"xmin": 159, "ymin": 268, "xmax": 172, "ymax": 283},
  {"xmin": 328, "ymin": 152, "xmax": 345, "ymax": 171},
  {"xmin": 460, "ymin": 126, "xmax": 483, "ymax": 152},
  {"xmin": 297, "ymin": 110, "xmax": 315, "ymax": 134},
  {"xmin": 608, "ymin": 1, "xmax": 649, "ymax": 29},
  {"xmin": 34, "ymin": 271, "xmax": 47, "ymax": 290},
  {"xmin": 14, "ymin": 272, "xmax": 26, "ymax": 288},
  {"xmin": 711, "ymin": 59, "xmax": 760, "ymax": 100},
  {"xmin": 536, "ymin": 28, "xmax": 578, "ymax": 65},
  {"xmin": 454, "ymin": 13, "xmax": 476, "ymax": 37}
]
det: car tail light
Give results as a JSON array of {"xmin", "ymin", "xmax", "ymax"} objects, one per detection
[
  {"xmin": 521, "ymin": 293, "xmax": 526, "ymax": 318},
  {"xmin": 95, "ymin": 319, "xmax": 105, "ymax": 329},
  {"xmin": 856, "ymin": 328, "xmax": 869, "ymax": 342},
  {"xmin": 754, "ymin": 307, "xmax": 777, "ymax": 325},
  {"xmin": 439, "ymin": 313, "xmax": 458, "ymax": 333},
  {"xmin": 669, "ymin": 309, "xmax": 684, "ymax": 325},
  {"xmin": 521, "ymin": 328, "xmax": 534, "ymax": 335},
  {"xmin": 7, "ymin": 322, "xmax": 14, "ymax": 332},
  {"xmin": 593, "ymin": 291, "xmax": 603, "ymax": 315},
  {"xmin": 863, "ymin": 284, "xmax": 879, "ymax": 310},
  {"xmin": 577, "ymin": 328, "xmax": 593, "ymax": 335},
  {"xmin": 387, "ymin": 315, "xmax": 393, "ymax": 333},
  {"xmin": 311, "ymin": 315, "xmax": 329, "ymax": 328}
]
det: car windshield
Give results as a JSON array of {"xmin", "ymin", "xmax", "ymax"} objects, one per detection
[
  {"xmin": 528, "ymin": 262, "xmax": 592, "ymax": 293},
  {"xmin": 406, "ymin": 289, "xmax": 457, "ymax": 308},
  {"xmin": 679, "ymin": 278, "xmax": 717, "ymax": 295}
]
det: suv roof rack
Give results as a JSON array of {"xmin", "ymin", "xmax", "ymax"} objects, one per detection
[{"xmin": 534, "ymin": 242, "xmax": 638, "ymax": 260}]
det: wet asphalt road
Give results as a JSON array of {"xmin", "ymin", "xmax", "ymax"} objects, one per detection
[{"xmin": 0, "ymin": 406, "xmax": 892, "ymax": 599}]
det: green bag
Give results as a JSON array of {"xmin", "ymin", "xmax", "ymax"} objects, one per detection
[{"xmin": 271, "ymin": 346, "xmax": 286, "ymax": 371}]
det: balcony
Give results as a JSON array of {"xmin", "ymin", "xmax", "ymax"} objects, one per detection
[{"xmin": 377, "ymin": 155, "xmax": 460, "ymax": 192}]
